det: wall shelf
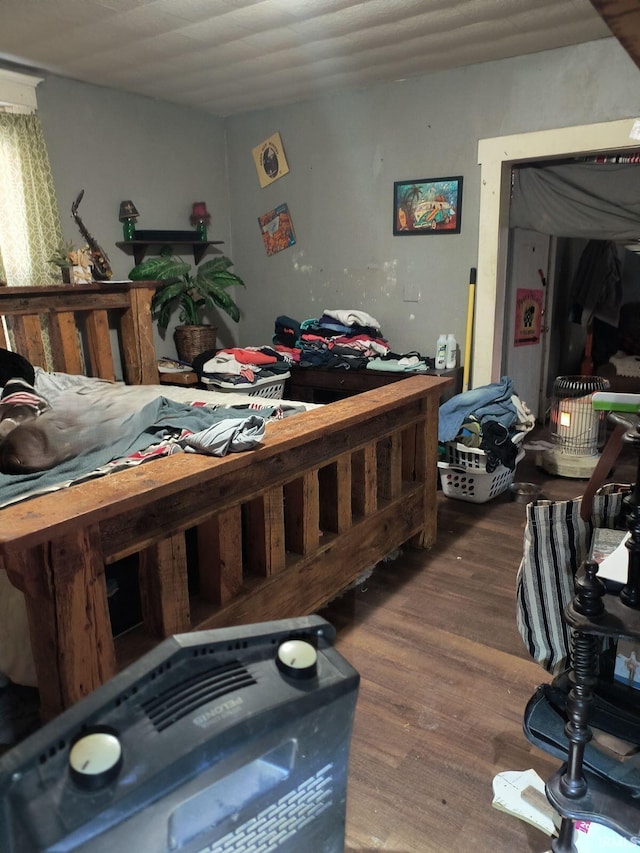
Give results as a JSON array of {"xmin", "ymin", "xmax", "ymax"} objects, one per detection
[{"xmin": 116, "ymin": 234, "xmax": 223, "ymax": 266}]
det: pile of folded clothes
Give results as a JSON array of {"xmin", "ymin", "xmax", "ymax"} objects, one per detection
[
  {"xmin": 273, "ymin": 309, "xmax": 433, "ymax": 371},
  {"xmin": 438, "ymin": 376, "xmax": 535, "ymax": 472},
  {"xmin": 192, "ymin": 346, "xmax": 292, "ymax": 390}
]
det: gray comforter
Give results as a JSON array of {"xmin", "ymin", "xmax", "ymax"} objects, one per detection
[{"xmin": 0, "ymin": 370, "xmax": 270, "ymax": 507}]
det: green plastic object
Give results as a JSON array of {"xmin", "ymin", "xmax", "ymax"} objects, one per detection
[{"xmin": 592, "ymin": 391, "xmax": 640, "ymax": 413}]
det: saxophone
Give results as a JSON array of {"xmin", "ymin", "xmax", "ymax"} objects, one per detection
[{"xmin": 71, "ymin": 190, "xmax": 113, "ymax": 280}]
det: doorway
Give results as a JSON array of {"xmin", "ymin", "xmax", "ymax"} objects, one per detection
[{"xmin": 473, "ymin": 118, "xmax": 640, "ymax": 388}]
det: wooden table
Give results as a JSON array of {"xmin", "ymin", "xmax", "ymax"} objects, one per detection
[
  {"xmin": 285, "ymin": 365, "xmax": 462, "ymax": 404},
  {"xmin": 159, "ymin": 370, "xmax": 199, "ymax": 386}
]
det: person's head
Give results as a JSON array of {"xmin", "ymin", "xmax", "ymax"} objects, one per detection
[{"xmin": 0, "ymin": 349, "xmax": 35, "ymax": 387}]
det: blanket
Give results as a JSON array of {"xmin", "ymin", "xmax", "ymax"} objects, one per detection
[
  {"xmin": 438, "ymin": 377, "xmax": 521, "ymax": 443},
  {"xmin": 0, "ymin": 380, "xmax": 267, "ymax": 508},
  {"xmin": 610, "ymin": 351, "xmax": 640, "ymax": 379}
]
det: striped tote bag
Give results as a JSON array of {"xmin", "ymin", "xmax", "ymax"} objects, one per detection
[{"xmin": 515, "ymin": 484, "xmax": 630, "ymax": 674}]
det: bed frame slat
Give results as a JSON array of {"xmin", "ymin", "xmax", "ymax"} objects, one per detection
[
  {"xmin": 284, "ymin": 471, "xmax": 320, "ymax": 556},
  {"xmin": 378, "ymin": 430, "xmax": 403, "ymax": 501},
  {"xmin": 319, "ymin": 454, "xmax": 352, "ymax": 534},
  {"xmin": 48, "ymin": 311, "xmax": 85, "ymax": 374},
  {"xmin": 407, "ymin": 394, "xmax": 439, "ymax": 548},
  {"xmin": 52, "ymin": 525, "xmax": 117, "ymax": 709},
  {"xmin": 139, "ymin": 534, "xmax": 191, "ymax": 637},
  {"xmin": 197, "ymin": 509, "xmax": 243, "ymax": 605},
  {"xmin": 352, "ymin": 443, "xmax": 378, "ymax": 516},
  {"xmin": 120, "ymin": 286, "xmax": 158, "ymax": 384},
  {"xmin": 244, "ymin": 488, "xmax": 286, "ymax": 577},
  {"xmin": 85, "ymin": 309, "xmax": 116, "ymax": 381},
  {"xmin": 6, "ymin": 315, "xmax": 47, "ymax": 369}
]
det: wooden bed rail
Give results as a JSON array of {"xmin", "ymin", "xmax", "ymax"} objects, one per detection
[
  {"xmin": 0, "ymin": 375, "xmax": 448, "ymax": 719},
  {"xmin": 0, "ymin": 281, "xmax": 160, "ymax": 384}
]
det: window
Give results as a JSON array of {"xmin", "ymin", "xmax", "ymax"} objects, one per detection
[{"xmin": 0, "ymin": 69, "xmax": 62, "ymax": 287}]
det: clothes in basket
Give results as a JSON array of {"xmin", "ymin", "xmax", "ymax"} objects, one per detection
[
  {"xmin": 194, "ymin": 346, "xmax": 292, "ymax": 397},
  {"xmin": 437, "ymin": 377, "xmax": 533, "ymax": 503}
]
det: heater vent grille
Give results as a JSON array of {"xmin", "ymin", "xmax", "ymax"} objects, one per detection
[
  {"xmin": 550, "ymin": 375, "xmax": 610, "ymax": 457},
  {"xmin": 142, "ymin": 660, "xmax": 256, "ymax": 731},
  {"xmin": 208, "ymin": 762, "xmax": 335, "ymax": 852}
]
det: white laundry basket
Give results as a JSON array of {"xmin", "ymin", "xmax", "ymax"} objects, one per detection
[
  {"xmin": 201, "ymin": 372, "xmax": 289, "ymax": 399},
  {"xmin": 438, "ymin": 437, "xmax": 525, "ymax": 504}
]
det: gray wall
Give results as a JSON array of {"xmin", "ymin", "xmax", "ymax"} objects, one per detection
[
  {"xmin": 32, "ymin": 36, "xmax": 640, "ymax": 361},
  {"xmin": 35, "ymin": 75, "xmax": 234, "ymax": 354},
  {"xmin": 225, "ymin": 37, "xmax": 640, "ymax": 358}
]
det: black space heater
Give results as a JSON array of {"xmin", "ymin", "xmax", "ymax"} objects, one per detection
[{"xmin": 0, "ymin": 616, "xmax": 359, "ymax": 853}]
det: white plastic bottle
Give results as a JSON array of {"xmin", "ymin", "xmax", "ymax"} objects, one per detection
[
  {"xmin": 435, "ymin": 334, "xmax": 447, "ymax": 369},
  {"xmin": 445, "ymin": 333, "xmax": 457, "ymax": 369}
]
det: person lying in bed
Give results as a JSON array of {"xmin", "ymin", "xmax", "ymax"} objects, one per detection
[
  {"xmin": 0, "ymin": 378, "xmax": 259, "ymax": 475},
  {"xmin": 0, "ymin": 376, "xmax": 81, "ymax": 473},
  {"xmin": 0, "ymin": 379, "xmax": 53, "ymax": 472},
  {"xmin": 0, "ymin": 349, "xmax": 81, "ymax": 473},
  {"xmin": 0, "ymin": 349, "xmax": 291, "ymax": 488},
  {"xmin": 1, "ymin": 424, "xmax": 59, "ymax": 474},
  {"xmin": 0, "ymin": 379, "xmax": 49, "ymax": 437}
]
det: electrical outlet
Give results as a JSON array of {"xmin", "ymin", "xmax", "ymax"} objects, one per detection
[{"xmin": 403, "ymin": 282, "xmax": 419, "ymax": 302}]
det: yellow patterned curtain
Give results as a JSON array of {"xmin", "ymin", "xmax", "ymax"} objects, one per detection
[{"xmin": 0, "ymin": 113, "xmax": 63, "ymax": 286}]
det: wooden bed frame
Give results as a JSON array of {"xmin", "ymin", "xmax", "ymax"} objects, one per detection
[{"xmin": 0, "ymin": 282, "xmax": 449, "ymax": 720}]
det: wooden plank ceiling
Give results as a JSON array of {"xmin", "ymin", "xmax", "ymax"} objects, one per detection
[{"xmin": 590, "ymin": 0, "xmax": 640, "ymax": 70}]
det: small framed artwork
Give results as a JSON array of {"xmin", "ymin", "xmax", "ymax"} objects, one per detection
[
  {"xmin": 614, "ymin": 638, "xmax": 640, "ymax": 690},
  {"xmin": 393, "ymin": 176, "xmax": 463, "ymax": 235},
  {"xmin": 252, "ymin": 132, "xmax": 290, "ymax": 188},
  {"xmin": 514, "ymin": 288, "xmax": 543, "ymax": 347},
  {"xmin": 258, "ymin": 203, "xmax": 296, "ymax": 256}
]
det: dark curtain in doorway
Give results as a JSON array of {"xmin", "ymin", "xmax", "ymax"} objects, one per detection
[{"xmin": 510, "ymin": 162, "xmax": 640, "ymax": 242}]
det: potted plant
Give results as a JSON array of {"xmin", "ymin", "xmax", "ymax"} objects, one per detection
[
  {"xmin": 128, "ymin": 253, "xmax": 245, "ymax": 363},
  {"xmin": 49, "ymin": 241, "xmax": 94, "ymax": 284}
]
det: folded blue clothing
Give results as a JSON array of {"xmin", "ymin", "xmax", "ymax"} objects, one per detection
[
  {"xmin": 438, "ymin": 376, "xmax": 517, "ymax": 443},
  {"xmin": 315, "ymin": 317, "xmax": 354, "ymax": 335},
  {"xmin": 300, "ymin": 317, "xmax": 380, "ymax": 339}
]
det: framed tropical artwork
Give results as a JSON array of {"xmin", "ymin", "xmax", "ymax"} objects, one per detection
[{"xmin": 393, "ymin": 176, "xmax": 463, "ymax": 235}]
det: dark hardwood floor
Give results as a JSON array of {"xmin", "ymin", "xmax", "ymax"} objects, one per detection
[
  {"xmin": 321, "ymin": 431, "xmax": 638, "ymax": 853},
  {"xmin": 0, "ymin": 428, "xmax": 636, "ymax": 851}
]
